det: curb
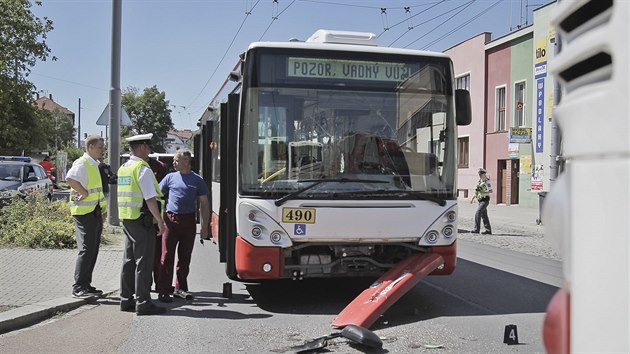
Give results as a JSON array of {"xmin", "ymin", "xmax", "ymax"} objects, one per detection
[{"xmin": 0, "ymin": 290, "xmax": 118, "ymax": 335}]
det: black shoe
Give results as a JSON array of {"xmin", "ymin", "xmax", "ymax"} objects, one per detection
[
  {"xmin": 470, "ymin": 229, "xmax": 480, "ymax": 234},
  {"xmin": 72, "ymin": 289, "xmax": 90, "ymax": 298},
  {"xmin": 120, "ymin": 299, "xmax": 136, "ymax": 312},
  {"xmin": 482, "ymin": 230, "xmax": 492, "ymax": 235},
  {"xmin": 136, "ymin": 302, "xmax": 166, "ymax": 316},
  {"xmin": 86, "ymin": 286, "xmax": 103, "ymax": 296},
  {"xmin": 158, "ymin": 293, "xmax": 173, "ymax": 303}
]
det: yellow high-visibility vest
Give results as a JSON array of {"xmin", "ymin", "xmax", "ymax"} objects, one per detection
[
  {"xmin": 69, "ymin": 157, "xmax": 106, "ymax": 215},
  {"xmin": 117, "ymin": 159, "xmax": 162, "ymax": 220}
]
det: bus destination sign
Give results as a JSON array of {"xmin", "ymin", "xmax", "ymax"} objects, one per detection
[{"xmin": 288, "ymin": 57, "xmax": 417, "ymax": 82}]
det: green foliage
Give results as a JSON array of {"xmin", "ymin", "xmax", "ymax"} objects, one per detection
[
  {"xmin": 122, "ymin": 85, "xmax": 174, "ymax": 153},
  {"xmin": 0, "ymin": 0, "xmax": 55, "ymax": 154},
  {"xmin": 0, "ymin": 196, "xmax": 76, "ymax": 249},
  {"xmin": 40, "ymin": 109, "xmax": 76, "ymax": 150},
  {"xmin": 60, "ymin": 145, "xmax": 83, "ymax": 164}
]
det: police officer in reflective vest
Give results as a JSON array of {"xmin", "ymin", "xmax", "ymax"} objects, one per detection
[
  {"xmin": 66, "ymin": 135, "xmax": 107, "ymax": 298},
  {"xmin": 471, "ymin": 167, "xmax": 492, "ymax": 235},
  {"xmin": 118, "ymin": 133, "xmax": 167, "ymax": 315}
]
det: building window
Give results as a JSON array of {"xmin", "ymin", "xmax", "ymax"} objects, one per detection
[
  {"xmin": 495, "ymin": 86, "xmax": 506, "ymax": 131},
  {"xmin": 514, "ymin": 81, "xmax": 526, "ymax": 127},
  {"xmin": 457, "ymin": 137, "xmax": 469, "ymax": 168},
  {"xmin": 456, "ymin": 73, "xmax": 470, "ymax": 91}
]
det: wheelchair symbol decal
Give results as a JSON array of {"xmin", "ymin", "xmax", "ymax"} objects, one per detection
[{"xmin": 294, "ymin": 224, "xmax": 306, "ymax": 236}]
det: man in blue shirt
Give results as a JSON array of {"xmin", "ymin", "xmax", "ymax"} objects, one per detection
[{"xmin": 156, "ymin": 149, "xmax": 210, "ymax": 302}]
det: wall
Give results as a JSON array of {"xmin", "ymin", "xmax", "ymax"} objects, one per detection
[
  {"xmin": 485, "ymin": 41, "xmax": 511, "ymax": 203},
  {"xmin": 444, "ymin": 33, "xmax": 492, "ymax": 198},
  {"xmin": 510, "ymin": 34, "xmax": 535, "ymax": 206}
]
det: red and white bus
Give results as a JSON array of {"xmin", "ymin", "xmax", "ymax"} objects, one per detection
[{"xmin": 197, "ymin": 30, "xmax": 471, "ymax": 283}]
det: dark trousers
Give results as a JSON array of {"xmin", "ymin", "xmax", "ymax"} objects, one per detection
[
  {"xmin": 121, "ymin": 215, "xmax": 156, "ymax": 305},
  {"xmin": 72, "ymin": 209, "xmax": 103, "ymax": 292},
  {"xmin": 474, "ymin": 197, "xmax": 492, "ymax": 232},
  {"xmin": 157, "ymin": 212, "xmax": 196, "ymax": 293},
  {"xmin": 153, "ymin": 235, "xmax": 162, "ymax": 289}
]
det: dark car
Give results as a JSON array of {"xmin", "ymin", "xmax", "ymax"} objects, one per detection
[{"xmin": 0, "ymin": 156, "xmax": 53, "ymax": 206}]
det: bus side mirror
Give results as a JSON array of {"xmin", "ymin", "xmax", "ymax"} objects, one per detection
[
  {"xmin": 228, "ymin": 71, "xmax": 241, "ymax": 82},
  {"xmin": 455, "ymin": 89, "xmax": 472, "ymax": 126}
]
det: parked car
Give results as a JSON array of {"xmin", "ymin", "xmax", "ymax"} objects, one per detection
[{"xmin": 0, "ymin": 156, "xmax": 53, "ymax": 207}]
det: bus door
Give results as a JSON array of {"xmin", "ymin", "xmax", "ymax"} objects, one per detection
[{"xmin": 218, "ymin": 94, "xmax": 239, "ymax": 279}]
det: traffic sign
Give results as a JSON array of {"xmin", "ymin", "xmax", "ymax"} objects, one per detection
[{"xmin": 96, "ymin": 104, "xmax": 132, "ymax": 126}]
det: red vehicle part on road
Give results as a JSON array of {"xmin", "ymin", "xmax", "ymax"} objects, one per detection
[{"xmin": 332, "ymin": 252, "xmax": 444, "ymax": 329}]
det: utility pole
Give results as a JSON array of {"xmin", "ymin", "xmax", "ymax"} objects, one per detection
[
  {"xmin": 77, "ymin": 98, "xmax": 81, "ymax": 148},
  {"xmin": 54, "ymin": 114, "xmax": 58, "ymax": 152},
  {"xmin": 107, "ymin": 0, "xmax": 122, "ymax": 226}
]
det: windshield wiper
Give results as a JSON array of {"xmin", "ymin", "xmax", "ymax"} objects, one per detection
[
  {"xmin": 334, "ymin": 190, "xmax": 447, "ymax": 206},
  {"xmin": 274, "ymin": 178, "xmax": 389, "ymax": 206}
]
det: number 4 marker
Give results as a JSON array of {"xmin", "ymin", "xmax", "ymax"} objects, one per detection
[{"xmin": 503, "ymin": 324, "xmax": 519, "ymax": 345}]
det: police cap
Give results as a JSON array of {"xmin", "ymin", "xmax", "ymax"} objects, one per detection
[
  {"xmin": 478, "ymin": 168, "xmax": 487, "ymax": 174},
  {"xmin": 126, "ymin": 133, "xmax": 153, "ymax": 146}
]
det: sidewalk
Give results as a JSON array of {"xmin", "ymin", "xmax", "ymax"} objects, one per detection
[
  {"xmin": 0, "ymin": 200, "xmax": 557, "ymax": 335},
  {"xmin": 457, "ymin": 197, "xmax": 543, "ymax": 235},
  {"xmin": 456, "ymin": 197, "xmax": 559, "ymax": 260},
  {"xmin": 0, "ymin": 229, "xmax": 124, "ymax": 334}
]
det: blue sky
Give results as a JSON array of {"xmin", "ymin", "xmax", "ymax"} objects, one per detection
[{"xmin": 30, "ymin": 0, "xmax": 551, "ymax": 138}]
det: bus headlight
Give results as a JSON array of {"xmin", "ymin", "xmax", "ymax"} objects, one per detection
[
  {"xmin": 270, "ymin": 231, "xmax": 282, "ymax": 244},
  {"xmin": 418, "ymin": 205, "xmax": 457, "ymax": 246},
  {"xmin": 239, "ymin": 202, "xmax": 293, "ymax": 247},
  {"xmin": 425, "ymin": 230, "xmax": 439, "ymax": 244},
  {"xmin": 251, "ymin": 226, "xmax": 262, "ymax": 238}
]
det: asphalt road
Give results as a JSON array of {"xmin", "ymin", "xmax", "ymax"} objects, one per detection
[{"xmin": 0, "ymin": 239, "xmax": 557, "ymax": 353}]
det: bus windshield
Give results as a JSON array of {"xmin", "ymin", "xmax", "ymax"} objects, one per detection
[{"xmin": 239, "ymin": 48, "xmax": 458, "ymax": 200}]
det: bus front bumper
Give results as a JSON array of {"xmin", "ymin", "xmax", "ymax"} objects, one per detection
[{"xmin": 235, "ymin": 236, "xmax": 283, "ymax": 280}]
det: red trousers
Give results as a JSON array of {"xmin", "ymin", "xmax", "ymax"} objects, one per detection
[{"xmin": 156, "ymin": 212, "xmax": 196, "ymax": 293}]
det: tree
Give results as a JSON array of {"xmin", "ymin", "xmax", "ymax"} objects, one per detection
[
  {"xmin": 38, "ymin": 109, "xmax": 76, "ymax": 150},
  {"xmin": 0, "ymin": 0, "xmax": 55, "ymax": 154},
  {"xmin": 121, "ymin": 86, "xmax": 173, "ymax": 152}
]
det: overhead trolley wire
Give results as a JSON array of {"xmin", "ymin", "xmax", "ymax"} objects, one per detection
[
  {"xmin": 297, "ymin": 0, "xmax": 431, "ymax": 10},
  {"xmin": 377, "ymin": 0, "xmax": 449, "ymax": 38},
  {"xmin": 208, "ymin": 60, "xmax": 242, "ymax": 108},
  {"xmin": 385, "ymin": 0, "xmax": 451, "ymax": 45},
  {"xmin": 404, "ymin": 0, "xmax": 475, "ymax": 48},
  {"xmin": 186, "ymin": 0, "xmax": 261, "ymax": 110},
  {"xmin": 421, "ymin": 0, "xmax": 504, "ymax": 50},
  {"xmin": 258, "ymin": 0, "xmax": 298, "ymax": 41}
]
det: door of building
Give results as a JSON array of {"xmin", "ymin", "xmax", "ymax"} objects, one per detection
[
  {"xmin": 498, "ymin": 160, "xmax": 507, "ymax": 204},
  {"xmin": 510, "ymin": 159, "xmax": 520, "ymax": 204}
]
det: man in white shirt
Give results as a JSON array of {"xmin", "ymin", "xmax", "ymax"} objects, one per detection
[{"xmin": 66, "ymin": 135, "xmax": 106, "ymax": 298}]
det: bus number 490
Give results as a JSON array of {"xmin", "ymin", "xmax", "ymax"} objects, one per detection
[{"xmin": 282, "ymin": 208, "xmax": 316, "ymax": 224}]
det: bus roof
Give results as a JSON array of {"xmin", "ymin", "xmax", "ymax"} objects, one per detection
[{"xmin": 246, "ymin": 40, "xmax": 450, "ymax": 59}]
